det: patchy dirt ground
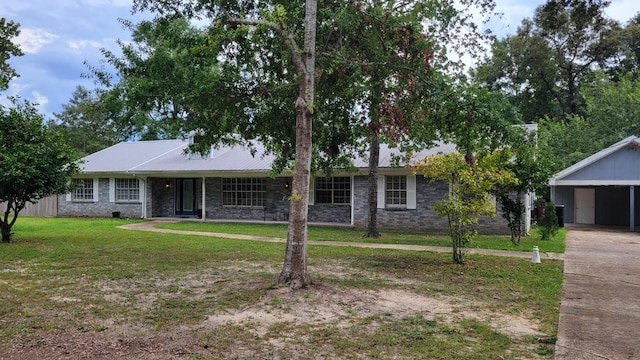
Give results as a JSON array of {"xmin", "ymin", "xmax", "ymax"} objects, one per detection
[
  {"xmin": 0, "ymin": 260, "xmax": 551, "ymax": 359},
  {"xmin": 204, "ymin": 285, "xmax": 544, "ymax": 338}
]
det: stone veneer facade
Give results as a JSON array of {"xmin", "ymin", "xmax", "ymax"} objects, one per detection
[
  {"xmin": 58, "ymin": 178, "xmax": 143, "ymax": 219},
  {"xmin": 351, "ymin": 175, "xmax": 510, "ymax": 234},
  {"xmin": 59, "ymin": 174, "xmax": 513, "ymax": 234}
]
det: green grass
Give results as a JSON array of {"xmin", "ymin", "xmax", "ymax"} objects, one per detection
[
  {"xmin": 0, "ymin": 217, "xmax": 562, "ymax": 358},
  {"xmin": 155, "ymin": 220, "xmax": 567, "ymax": 253}
]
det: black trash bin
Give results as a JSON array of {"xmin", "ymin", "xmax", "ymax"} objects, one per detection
[{"xmin": 555, "ymin": 205, "xmax": 564, "ymax": 228}]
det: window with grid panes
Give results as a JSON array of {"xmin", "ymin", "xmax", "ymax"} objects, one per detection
[
  {"xmin": 72, "ymin": 179, "xmax": 94, "ymax": 201},
  {"xmin": 315, "ymin": 177, "xmax": 350, "ymax": 204},
  {"xmin": 222, "ymin": 178, "xmax": 266, "ymax": 207},
  {"xmin": 385, "ymin": 175, "xmax": 406, "ymax": 207},
  {"xmin": 115, "ymin": 178, "xmax": 140, "ymax": 202}
]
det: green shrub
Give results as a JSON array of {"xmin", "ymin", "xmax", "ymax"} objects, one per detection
[{"xmin": 539, "ymin": 200, "xmax": 559, "ymax": 240}]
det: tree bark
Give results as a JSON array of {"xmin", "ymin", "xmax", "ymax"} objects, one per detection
[
  {"xmin": 278, "ymin": 0, "xmax": 317, "ymax": 290},
  {"xmin": 363, "ymin": 134, "xmax": 380, "ymax": 238},
  {"xmin": 1, "ymin": 223, "xmax": 10, "ymax": 243},
  {"xmin": 453, "ymin": 241, "xmax": 463, "ymax": 264},
  {"xmin": 1, "ymin": 201, "xmax": 20, "ymax": 243}
]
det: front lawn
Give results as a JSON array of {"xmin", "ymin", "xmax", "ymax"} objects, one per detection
[
  {"xmin": 0, "ymin": 217, "xmax": 563, "ymax": 359},
  {"xmin": 155, "ymin": 220, "xmax": 567, "ymax": 253}
]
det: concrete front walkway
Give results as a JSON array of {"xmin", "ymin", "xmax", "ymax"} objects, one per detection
[
  {"xmin": 555, "ymin": 227, "xmax": 640, "ymax": 359},
  {"xmin": 118, "ymin": 220, "xmax": 564, "ymax": 260}
]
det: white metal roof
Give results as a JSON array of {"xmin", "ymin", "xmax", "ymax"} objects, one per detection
[
  {"xmin": 80, "ymin": 139, "xmax": 187, "ymax": 173},
  {"xmin": 351, "ymin": 141, "xmax": 458, "ymax": 168},
  {"xmin": 79, "ymin": 138, "xmax": 461, "ymax": 176}
]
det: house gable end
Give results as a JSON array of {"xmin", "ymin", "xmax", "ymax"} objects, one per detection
[
  {"xmin": 562, "ymin": 145, "xmax": 640, "ymax": 181},
  {"xmin": 549, "ymin": 136, "xmax": 640, "ymax": 185}
]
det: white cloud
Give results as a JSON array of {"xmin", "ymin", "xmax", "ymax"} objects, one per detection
[
  {"xmin": 14, "ymin": 28, "xmax": 58, "ymax": 54},
  {"xmin": 5, "ymin": 82, "xmax": 28, "ymax": 96},
  {"xmin": 29, "ymin": 91, "xmax": 49, "ymax": 115},
  {"xmin": 488, "ymin": 1, "xmax": 542, "ymax": 38},
  {"xmin": 32, "ymin": 91, "xmax": 49, "ymax": 107},
  {"xmin": 488, "ymin": 0, "xmax": 640, "ymax": 38},
  {"xmin": 80, "ymin": 0, "xmax": 133, "ymax": 7},
  {"xmin": 67, "ymin": 40, "xmax": 102, "ymax": 51},
  {"xmin": 111, "ymin": 0, "xmax": 134, "ymax": 7},
  {"xmin": 0, "ymin": 85, "xmax": 49, "ymax": 115},
  {"xmin": 0, "ymin": 83, "xmax": 32, "ymax": 110},
  {"xmin": 1, "ymin": 82, "xmax": 28, "ymax": 108}
]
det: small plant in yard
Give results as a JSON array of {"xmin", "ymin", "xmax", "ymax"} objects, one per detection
[
  {"xmin": 412, "ymin": 151, "xmax": 518, "ymax": 264},
  {"xmin": 539, "ymin": 200, "xmax": 559, "ymax": 240},
  {"xmin": 268, "ymin": 294, "xmax": 292, "ymax": 312}
]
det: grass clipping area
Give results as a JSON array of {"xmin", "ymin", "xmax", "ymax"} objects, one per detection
[{"xmin": 0, "ymin": 218, "xmax": 562, "ymax": 359}]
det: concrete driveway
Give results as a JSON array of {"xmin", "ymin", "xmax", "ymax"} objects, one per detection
[{"xmin": 555, "ymin": 226, "xmax": 640, "ymax": 359}]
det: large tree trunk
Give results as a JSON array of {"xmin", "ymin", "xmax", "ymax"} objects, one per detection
[
  {"xmin": 363, "ymin": 134, "xmax": 380, "ymax": 238},
  {"xmin": 278, "ymin": 95, "xmax": 314, "ymax": 288},
  {"xmin": 278, "ymin": 0, "xmax": 317, "ymax": 290},
  {"xmin": 1, "ymin": 202, "xmax": 20, "ymax": 243},
  {"xmin": 1, "ymin": 222, "xmax": 11, "ymax": 243}
]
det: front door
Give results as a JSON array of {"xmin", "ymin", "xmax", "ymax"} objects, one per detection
[
  {"xmin": 575, "ymin": 188, "xmax": 596, "ymax": 224},
  {"xmin": 175, "ymin": 178, "xmax": 197, "ymax": 215}
]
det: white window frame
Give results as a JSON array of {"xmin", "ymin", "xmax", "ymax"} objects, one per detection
[
  {"xmin": 377, "ymin": 174, "xmax": 416, "ymax": 210},
  {"xmin": 385, "ymin": 175, "xmax": 407, "ymax": 208},
  {"xmin": 222, "ymin": 178, "xmax": 266, "ymax": 207},
  {"xmin": 114, "ymin": 178, "xmax": 141, "ymax": 203},
  {"xmin": 68, "ymin": 178, "xmax": 98, "ymax": 202},
  {"xmin": 314, "ymin": 177, "xmax": 351, "ymax": 205}
]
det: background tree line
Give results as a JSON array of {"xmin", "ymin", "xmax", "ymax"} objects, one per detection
[{"xmin": 475, "ymin": 0, "xmax": 640, "ymax": 173}]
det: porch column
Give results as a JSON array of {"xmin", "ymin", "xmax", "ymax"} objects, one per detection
[
  {"xmin": 201, "ymin": 177, "xmax": 206, "ymax": 221},
  {"xmin": 631, "ymin": 185, "xmax": 635, "ymax": 232},
  {"xmin": 143, "ymin": 178, "xmax": 147, "ymax": 218},
  {"xmin": 139, "ymin": 177, "xmax": 147, "ymax": 219}
]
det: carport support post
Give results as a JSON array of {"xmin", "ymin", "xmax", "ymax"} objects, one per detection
[{"xmin": 630, "ymin": 185, "xmax": 635, "ymax": 232}]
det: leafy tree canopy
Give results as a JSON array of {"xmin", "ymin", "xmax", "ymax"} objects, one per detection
[
  {"xmin": 88, "ymin": 17, "xmax": 216, "ymax": 141},
  {"xmin": 0, "ymin": 18, "xmax": 23, "ymax": 91},
  {"xmin": 0, "ymin": 98, "xmax": 81, "ymax": 242},
  {"xmin": 615, "ymin": 13, "xmax": 640, "ymax": 77},
  {"xmin": 475, "ymin": 0, "xmax": 626, "ymax": 123},
  {"xmin": 494, "ymin": 126, "xmax": 554, "ymax": 244},
  {"xmin": 539, "ymin": 71, "xmax": 640, "ymax": 173},
  {"xmin": 49, "ymin": 85, "xmax": 121, "ymax": 157}
]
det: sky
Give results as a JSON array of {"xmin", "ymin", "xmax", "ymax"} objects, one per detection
[{"xmin": 2, "ymin": 0, "xmax": 640, "ymax": 120}]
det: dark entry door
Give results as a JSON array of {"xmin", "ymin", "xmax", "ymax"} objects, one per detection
[{"xmin": 175, "ymin": 178, "xmax": 197, "ymax": 215}]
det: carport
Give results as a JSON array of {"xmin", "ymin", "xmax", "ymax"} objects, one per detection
[{"xmin": 549, "ymin": 136, "xmax": 640, "ymax": 232}]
